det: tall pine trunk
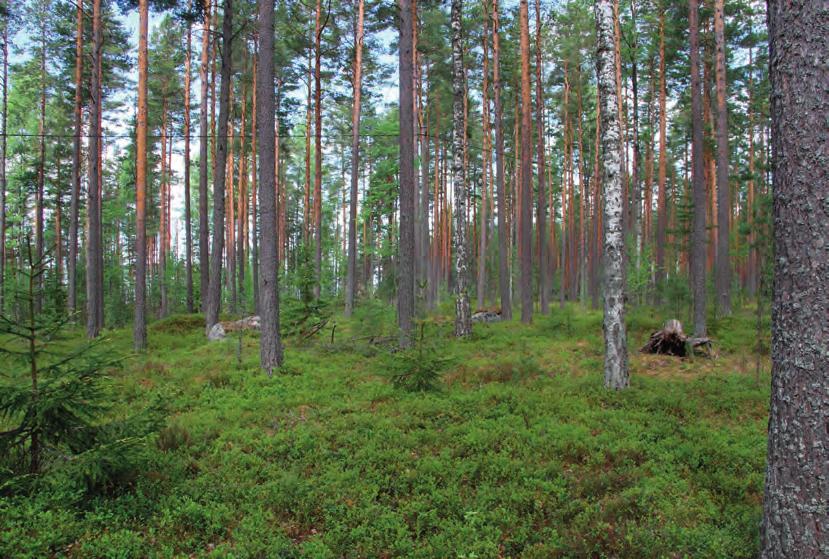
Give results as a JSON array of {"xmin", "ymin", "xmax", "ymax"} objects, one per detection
[
  {"xmin": 398, "ymin": 0, "xmax": 415, "ymax": 346},
  {"xmin": 198, "ymin": 0, "xmax": 211, "ymax": 311},
  {"xmin": 477, "ymin": 9, "xmax": 490, "ymax": 311},
  {"xmin": 518, "ymin": 0, "xmax": 533, "ymax": 324},
  {"xmin": 345, "ymin": 0, "xmax": 365, "ymax": 318},
  {"xmin": 256, "ymin": 0, "xmax": 283, "ymax": 373},
  {"xmin": 86, "ymin": 0, "xmax": 103, "ymax": 338},
  {"xmin": 313, "ymin": 0, "xmax": 324, "ymax": 299},
  {"xmin": 595, "ymin": 0, "xmax": 628, "ymax": 389},
  {"xmin": 761, "ymin": 0, "xmax": 829, "ymax": 555},
  {"xmin": 184, "ymin": 5, "xmax": 194, "ymax": 313},
  {"xmin": 491, "ymin": 0, "xmax": 511, "ymax": 320},
  {"xmin": 205, "ymin": 0, "xmax": 233, "ymax": 331},
  {"xmin": 134, "ymin": 0, "xmax": 149, "ymax": 350},
  {"xmin": 713, "ymin": 0, "xmax": 730, "ymax": 315},
  {"xmin": 450, "ymin": 0, "xmax": 471, "ymax": 337},
  {"xmin": 689, "ymin": 0, "xmax": 707, "ymax": 336},
  {"xmin": 534, "ymin": 0, "xmax": 548, "ymax": 314}
]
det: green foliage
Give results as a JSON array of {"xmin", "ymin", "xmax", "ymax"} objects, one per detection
[
  {"xmin": 389, "ymin": 328, "xmax": 454, "ymax": 392},
  {"xmin": 0, "ymin": 304, "xmax": 769, "ymax": 557},
  {"xmin": 0, "ymin": 244, "xmax": 163, "ymax": 498}
]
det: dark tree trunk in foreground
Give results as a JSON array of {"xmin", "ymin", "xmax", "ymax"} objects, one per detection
[
  {"xmin": 518, "ymin": 0, "xmax": 533, "ymax": 324},
  {"xmin": 134, "ymin": 0, "xmax": 149, "ymax": 351},
  {"xmin": 397, "ymin": 0, "xmax": 416, "ymax": 347},
  {"xmin": 86, "ymin": 0, "xmax": 103, "ymax": 339},
  {"xmin": 199, "ymin": 0, "xmax": 211, "ymax": 311},
  {"xmin": 688, "ymin": 0, "xmax": 706, "ymax": 337},
  {"xmin": 713, "ymin": 0, "xmax": 730, "ymax": 316},
  {"xmin": 256, "ymin": 0, "xmax": 283, "ymax": 373},
  {"xmin": 345, "ymin": 0, "xmax": 365, "ymax": 318},
  {"xmin": 450, "ymin": 0, "xmax": 471, "ymax": 337},
  {"xmin": 761, "ymin": 1, "xmax": 829, "ymax": 556},
  {"xmin": 206, "ymin": 0, "xmax": 233, "ymax": 331},
  {"xmin": 492, "ymin": 0, "xmax": 511, "ymax": 320},
  {"xmin": 595, "ymin": 0, "xmax": 628, "ymax": 389}
]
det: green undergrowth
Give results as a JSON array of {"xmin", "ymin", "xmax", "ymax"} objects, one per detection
[{"xmin": 0, "ymin": 305, "xmax": 769, "ymax": 558}]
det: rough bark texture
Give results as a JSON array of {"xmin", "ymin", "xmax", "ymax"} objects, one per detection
[
  {"xmin": 688, "ymin": 0, "xmax": 706, "ymax": 337},
  {"xmin": 595, "ymin": 0, "xmax": 629, "ymax": 390},
  {"xmin": 345, "ymin": 0, "xmax": 364, "ymax": 318},
  {"xmin": 205, "ymin": 0, "xmax": 233, "ymax": 332},
  {"xmin": 761, "ymin": 0, "xmax": 829, "ymax": 556},
  {"xmin": 198, "ymin": 0, "xmax": 211, "ymax": 312},
  {"xmin": 134, "ymin": 0, "xmax": 149, "ymax": 351},
  {"xmin": 450, "ymin": 0, "xmax": 471, "ymax": 337},
  {"xmin": 491, "ymin": 0, "xmax": 511, "ymax": 320},
  {"xmin": 397, "ymin": 0, "xmax": 416, "ymax": 347},
  {"xmin": 518, "ymin": 0, "xmax": 533, "ymax": 325},
  {"xmin": 256, "ymin": 0, "xmax": 283, "ymax": 374},
  {"xmin": 534, "ymin": 0, "xmax": 548, "ymax": 314},
  {"xmin": 86, "ymin": 0, "xmax": 103, "ymax": 339},
  {"xmin": 713, "ymin": 0, "xmax": 730, "ymax": 315}
]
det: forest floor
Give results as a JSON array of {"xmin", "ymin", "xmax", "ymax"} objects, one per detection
[{"xmin": 1, "ymin": 303, "xmax": 770, "ymax": 558}]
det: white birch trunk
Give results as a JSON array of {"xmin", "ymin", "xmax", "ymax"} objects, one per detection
[
  {"xmin": 451, "ymin": 0, "xmax": 471, "ymax": 337},
  {"xmin": 595, "ymin": 0, "xmax": 629, "ymax": 389}
]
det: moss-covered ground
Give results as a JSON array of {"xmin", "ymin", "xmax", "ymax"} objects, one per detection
[{"xmin": 0, "ymin": 304, "xmax": 770, "ymax": 558}]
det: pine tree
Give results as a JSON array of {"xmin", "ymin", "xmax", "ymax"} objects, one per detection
[{"xmin": 761, "ymin": 0, "xmax": 829, "ymax": 554}]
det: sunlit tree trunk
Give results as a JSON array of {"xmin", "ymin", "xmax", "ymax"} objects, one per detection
[
  {"xmin": 534, "ymin": 0, "xmax": 548, "ymax": 314},
  {"xmin": 761, "ymin": 0, "xmax": 829, "ymax": 554},
  {"xmin": 198, "ymin": 0, "xmax": 211, "ymax": 312},
  {"xmin": 595, "ymin": 0, "xmax": 628, "ymax": 389},
  {"xmin": 205, "ymin": 0, "xmax": 234, "ymax": 331},
  {"xmin": 237, "ymin": 83, "xmax": 248, "ymax": 313},
  {"xmin": 518, "ymin": 0, "xmax": 533, "ymax": 324},
  {"xmin": 134, "ymin": 0, "xmax": 149, "ymax": 350},
  {"xmin": 689, "ymin": 0, "xmax": 706, "ymax": 336},
  {"xmin": 713, "ymin": 0, "xmax": 730, "ymax": 315},
  {"xmin": 345, "ymin": 0, "xmax": 365, "ymax": 318}
]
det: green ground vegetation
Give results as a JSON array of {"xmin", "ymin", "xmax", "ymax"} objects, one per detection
[{"xmin": 1, "ymin": 304, "xmax": 770, "ymax": 558}]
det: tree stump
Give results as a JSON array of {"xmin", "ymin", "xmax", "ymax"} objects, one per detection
[{"xmin": 640, "ymin": 319, "xmax": 714, "ymax": 357}]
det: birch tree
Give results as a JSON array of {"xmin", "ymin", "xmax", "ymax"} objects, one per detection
[
  {"xmin": 451, "ymin": 0, "xmax": 470, "ymax": 337},
  {"xmin": 595, "ymin": 0, "xmax": 628, "ymax": 389}
]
